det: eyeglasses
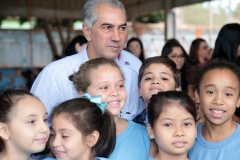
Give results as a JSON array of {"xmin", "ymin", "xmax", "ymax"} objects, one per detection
[
  {"xmin": 169, "ymin": 55, "xmax": 185, "ymax": 60},
  {"xmin": 200, "ymin": 46, "xmax": 209, "ymax": 50}
]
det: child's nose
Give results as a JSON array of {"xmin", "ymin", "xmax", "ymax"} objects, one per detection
[
  {"xmin": 110, "ymin": 87, "xmax": 119, "ymax": 96},
  {"xmin": 152, "ymin": 78, "xmax": 160, "ymax": 84},
  {"xmin": 40, "ymin": 121, "xmax": 50, "ymax": 134},
  {"xmin": 51, "ymin": 136, "xmax": 60, "ymax": 147},
  {"xmin": 174, "ymin": 126, "xmax": 184, "ymax": 137},
  {"xmin": 213, "ymin": 93, "xmax": 223, "ymax": 105}
]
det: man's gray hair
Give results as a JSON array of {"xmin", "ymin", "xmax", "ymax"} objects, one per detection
[{"xmin": 83, "ymin": 0, "xmax": 126, "ymax": 28}]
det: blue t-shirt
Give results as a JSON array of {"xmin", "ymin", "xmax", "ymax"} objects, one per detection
[
  {"xmin": 43, "ymin": 157, "xmax": 108, "ymax": 160},
  {"xmin": 188, "ymin": 123, "xmax": 240, "ymax": 160},
  {"xmin": 0, "ymin": 76, "xmax": 10, "ymax": 91},
  {"xmin": 109, "ymin": 120, "xmax": 150, "ymax": 160},
  {"xmin": 147, "ymin": 157, "xmax": 154, "ymax": 160}
]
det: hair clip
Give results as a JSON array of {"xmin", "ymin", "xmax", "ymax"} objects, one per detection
[{"xmin": 81, "ymin": 93, "xmax": 107, "ymax": 113}]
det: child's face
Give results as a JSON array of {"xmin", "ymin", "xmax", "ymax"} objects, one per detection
[
  {"xmin": 86, "ymin": 65, "xmax": 127, "ymax": 116},
  {"xmin": 7, "ymin": 96, "xmax": 49, "ymax": 154},
  {"xmin": 139, "ymin": 63, "xmax": 180, "ymax": 106},
  {"xmin": 148, "ymin": 103, "xmax": 196, "ymax": 157},
  {"xmin": 50, "ymin": 115, "xmax": 92, "ymax": 160},
  {"xmin": 196, "ymin": 69, "xmax": 240, "ymax": 126}
]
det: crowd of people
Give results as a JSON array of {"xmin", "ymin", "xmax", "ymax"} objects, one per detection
[{"xmin": 0, "ymin": 0, "xmax": 240, "ymax": 160}]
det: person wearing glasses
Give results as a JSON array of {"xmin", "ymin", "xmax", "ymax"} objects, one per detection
[{"xmin": 161, "ymin": 41, "xmax": 190, "ymax": 93}]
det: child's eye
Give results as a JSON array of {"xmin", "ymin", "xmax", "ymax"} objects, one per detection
[
  {"xmin": 62, "ymin": 136, "xmax": 68, "ymax": 139},
  {"xmin": 161, "ymin": 77, "xmax": 168, "ymax": 81},
  {"xmin": 145, "ymin": 77, "xmax": 152, "ymax": 81},
  {"xmin": 28, "ymin": 120, "xmax": 35, "ymax": 124},
  {"xmin": 225, "ymin": 93, "xmax": 232, "ymax": 97},
  {"xmin": 50, "ymin": 133, "xmax": 55, "ymax": 137},
  {"xmin": 164, "ymin": 123, "xmax": 172, "ymax": 127},
  {"xmin": 100, "ymin": 86, "xmax": 108, "ymax": 90},
  {"xmin": 44, "ymin": 118, "xmax": 48, "ymax": 122},
  {"xmin": 207, "ymin": 91, "xmax": 214, "ymax": 94},
  {"xmin": 118, "ymin": 84, "xmax": 124, "ymax": 88},
  {"xmin": 184, "ymin": 122, "xmax": 192, "ymax": 126}
]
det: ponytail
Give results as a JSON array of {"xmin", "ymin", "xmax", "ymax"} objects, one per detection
[{"xmin": 93, "ymin": 110, "xmax": 116, "ymax": 157}]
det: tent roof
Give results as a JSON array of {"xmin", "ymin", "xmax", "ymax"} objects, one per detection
[{"xmin": 0, "ymin": 0, "xmax": 213, "ymax": 20}]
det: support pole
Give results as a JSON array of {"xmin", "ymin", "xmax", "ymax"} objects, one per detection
[{"xmin": 164, "ymin": 0, "xmax": 176, "ymax": 41}]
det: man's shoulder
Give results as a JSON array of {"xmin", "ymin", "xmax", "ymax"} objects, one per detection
[
  {"xmin": 120, "ymin": 50, "xmax": 142, "ymax": 73},
  {"xmin": 121, "ymin": 50, "xmax": 142, "ymax": 65},
  {"xmin": 44, "ymin": 53, "xmax": 87, "ymax": 74}
]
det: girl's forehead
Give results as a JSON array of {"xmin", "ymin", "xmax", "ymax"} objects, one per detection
[
  {"xmin": 91, "ymin": 65, "xmax": 123, "ymax": 77},
  {"xmin": 201, "ymin": 68, "xmax": 240, "ymax": 88}
]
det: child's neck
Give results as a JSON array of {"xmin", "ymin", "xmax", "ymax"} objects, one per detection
[
  {"xmin": 154, "ymin": 150, "xmax": 188, "ymax": 160},
  {"xmin": 202, "ymin": 119, "xmax": 237, "ymax": 142},
  {"xmin": 0, "ymin": 149, "xmax": 31, "ymax": 160},
  {"xmin": 114, "ymin": 116, "xmax": 128, "ymax": 136}
]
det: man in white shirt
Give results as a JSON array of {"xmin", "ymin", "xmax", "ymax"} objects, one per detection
[{"xmin": 31, "ymin": 0, "xmax": 144, "ymax": 120}]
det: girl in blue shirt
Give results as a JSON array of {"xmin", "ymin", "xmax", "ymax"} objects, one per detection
[
  {"xmin": 147, "ymin": 91, "xmax": 197, "ymax": 160},
  {"xmin": 188, "ymin": 59, "xmax": 240, "ymax": 160},
  {"xmin": 70, "ymin": 57, "xmax": 150, "ymax": 160}
]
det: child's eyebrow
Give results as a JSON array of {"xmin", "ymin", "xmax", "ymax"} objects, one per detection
[
  {"xmin": 161, "ymin": 117, "xmax": 194, "ymax": 121},
  {"xmin": 204, "ymin": 84, "xmax": 236, "ymax": 90},
  {"xmin": 143, "ymin": 72, "xmax": 153, "ymax": 76},
  {"xmin": 23, "ymin": 112, "xmax": 48, "ymax": 118},
  {"xmin": 159, "ymin": 72, "xmax": 172, "ymax": 77},
  {"xmin": 23, "ymin": 114, "xmax": 37, "ymax": 118},
  {"xmin": 143, "ymin": 72, "xmax": 172, "ymax": 77},
  {"xmin": 183, "ymin": 117, "xmax": 195, "ymax": 121}
]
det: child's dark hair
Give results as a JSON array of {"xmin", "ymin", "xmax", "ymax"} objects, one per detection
[
  {"xmin": 0, "ymin": 90, "xmax": 34, "ymax": 152},
  {"xmin": 191, "ymin": 59, "xmax": 240, "ymax": 93},
  {"xmin": 147, "ymin": 91, "xmax": 196, "ymax": 128},
  {"xmin": 138, "ymin": 56, "xmax": 181, "ymax": 87},
  {"xmin": 189, "ymin": 38, "xmax": 207, "ymax": 64},
  {"xmin": 69, "ymin": 57, "xmax": 123, "ymax": 93},
  {"xmin": 147, "ymin": 91, "xmax": 196, "ymax": 155},
  {"xmin": 50, "ymin": 98, "xmax": 116, "ymax": 158}
]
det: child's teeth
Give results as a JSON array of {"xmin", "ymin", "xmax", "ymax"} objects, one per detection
[
  {"xmin": 212, "ymin": 110, "xmax": 224, "ymax": 114},
  {"xmin": 109, "ymin": 101, "xmax": 118, "ymax": 104}
]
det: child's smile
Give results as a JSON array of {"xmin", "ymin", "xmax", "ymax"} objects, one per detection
[
  {"xmin": 196, "ymin": 68, "xmax": 240, "ymax": 126},
  {"xmin": 86, "ymin": 65, "xmax": 127, "ymax": 116}
]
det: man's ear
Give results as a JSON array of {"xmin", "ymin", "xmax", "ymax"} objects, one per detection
[
  {"xmin": 82, "ymin": 24, "xmax": 91, "ymax": 42},
  {"xmin": 0, "ymin": 123, "xmax": 10, "ymax": 141},
  {"xmin": 147, "ymin": 124, "xmax": 155, "ymax": 139},
  {"xmin": 85, "ymin": 131, "xmax": 99, "ymax": 147}
]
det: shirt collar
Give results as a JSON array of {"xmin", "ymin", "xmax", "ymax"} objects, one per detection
[
  {"xmin": 115, "ymin": 51, "xmax": 130, "ymax": 65},
  {"xmin": 85, "ymin": 45, "xmax": 130, "ymax": 65}
]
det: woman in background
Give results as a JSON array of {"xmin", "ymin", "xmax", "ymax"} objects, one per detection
[
  {"xmin": 127, "ymin": 37, "xmax": 145, "ymax": 62},
  {"xmin": 189, "ymin": 38, "xmax": 209, "ymax": 67},
  {"xmin": 162, "ymin": 41, "xmax": 190, "ymax": 93}
]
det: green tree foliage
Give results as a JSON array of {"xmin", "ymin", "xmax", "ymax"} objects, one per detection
[
  {"xmin": 134, "ymin": 10, "xmax": 164, "ymax": 23},
  {"xmin": 233, "ymin": 3, "xmax": 240, "ymax": 19},
  {"xmin": 182, "ymin": 3, "xmax": 227, "ymax": 27}
]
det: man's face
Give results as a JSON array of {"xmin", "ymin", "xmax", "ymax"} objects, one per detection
[{"xmin": 83, "ymin": 5, "xmax": 128, "ymax": 60}]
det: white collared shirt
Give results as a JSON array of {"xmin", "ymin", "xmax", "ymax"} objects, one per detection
[{"xmin": 31, "ymin": 46, "xmax": 144, "ymax": 120}]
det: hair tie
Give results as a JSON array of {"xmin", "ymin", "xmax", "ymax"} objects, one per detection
[{"xmin": 81, "ymin": 93, "xmax": 107, "ymax": 113}]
